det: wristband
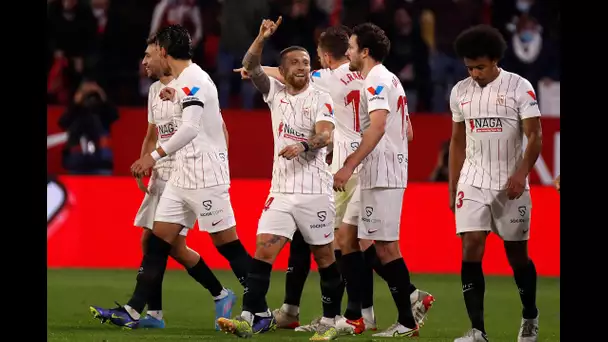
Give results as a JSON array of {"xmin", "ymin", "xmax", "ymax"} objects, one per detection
[
  {"xmin": 300, "ymin": 141, "xmax": 310, "ymax": 152},
  {"xmin": 150, "ymin": 150, "xmax": 162, "ymax": 161}
]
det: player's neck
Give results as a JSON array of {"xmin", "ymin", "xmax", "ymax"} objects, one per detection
[
  {"xmin": 360, "ymin": 60, "xmax": 381, "ymax": 79},
  {"xmin": 169, "ymin": 59, "xmax": 192, "ymax": 79},
  {"xmin": 286, "ymin": 81, "xmax": 310, "ymax": 96},
  {"xmin": 159, "ymin": 75, "xmax": 174, "ymax": 85},
  {"xmin": 328, "ymin": 58, "xmax": 349, "ymax": 70}
]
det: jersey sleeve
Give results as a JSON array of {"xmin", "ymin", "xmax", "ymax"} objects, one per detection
[
  {"xmin": 515, "ymin": 79, "xmax": 541, "ymax": 119},
  {"xmin": 310, "ymin": 68, "xmax": 331, "ymax": 93},
  {"xmin": 364, "ymin": 75, "xmax": 390, "ymax": 114},
  {"xmin": 449, "ymin": 84, "xmax": 465, "ymax": 122},
  {"xmin": 262, "ymin": 76, "xmax": 284, "ymax": 104},
  {"xmin": 178, "ymin": 75, "xmax": 207, "ymax": 110},
  {"xmin": 147, "ymin": 84, "xmax": 155, "ymax": 124},
  {"xmin": 315, "ymin": 91, "xmax": 336, "ymax": 125}
]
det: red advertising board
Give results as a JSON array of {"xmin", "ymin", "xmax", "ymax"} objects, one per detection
[
  {"xmin": 46, "ymin": 107, "xmax": 560, "ymax": 184},
  {"xmin": 47, "ymin": 176, "xmax": 560, "ymax": 276}
]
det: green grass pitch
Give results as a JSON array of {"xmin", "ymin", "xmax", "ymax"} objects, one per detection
[{"xmin": 47, "ymin": 269, "xmax": 560, "ymax": 341}]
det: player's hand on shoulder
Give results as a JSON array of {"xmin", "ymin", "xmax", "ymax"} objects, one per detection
[
  {"xmin": 279, "ymin": 142, "xmax": 305, "ymax": 160},
  {"xmin": 159, "ymin": 87, "xmax": 176, "ymax": 101},
  {"xmin": 258, "ymin": 16, "xmax": 282, "ymax": 40},
  {"xmin": 233, "ymin": 67, "xmax": 250, "ymax": 80}
]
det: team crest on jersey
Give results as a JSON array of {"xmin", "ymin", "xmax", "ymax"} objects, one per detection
[
  {"xmin": 182, "ymin": 86, "xmax": 200, "ymax": 96},
  {"xmin": 496, "ymin": 94, "xmax": 506, "ymax": 105},
  {"xmin": 303, "ymin": 107, "xmax": 311, "ymax": 118},
  {"xmin": 469, "ymin": 118, "xmax": 503, "ymax": 133}
]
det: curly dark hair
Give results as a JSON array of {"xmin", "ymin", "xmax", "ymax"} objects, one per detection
[
  {"xmin": 453, "ymin": 24, "xmax": 507, "ymax": 61},
  {"xmin": 352, "ymin": 23, "xmax": 390, "ymax": 63},
  {"xmin": 318, "ymin": 25, "xmax": 352, "ymax": 60},
  {"xmin": 146, "ymin": 24, "xmax": 193, "ymax": 60}
]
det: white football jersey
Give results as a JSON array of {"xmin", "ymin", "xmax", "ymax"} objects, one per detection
[
  {"xmin": 148, "ymin": 79, "xmax": 180, "ymax": 182},
  {"xmin": 264, "ymin": 77, "xmax": 335, "ymax": 195},
  {"xmin": 170, "ymin": 63, "xmax": 230, "ymax": 189},
  {"xmin": 310, "ymin": 63, "xmax": 364, "ymax": 174},
  {"xmin": 450, "ymin": 69, "xmax": 541, "ymax": 190},
  {"xmin": 359, "ymin": 64, "xmax": 410, "ymax": 189}
]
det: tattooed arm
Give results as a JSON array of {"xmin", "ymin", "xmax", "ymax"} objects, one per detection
[
  {"xmin": 242, "ymin": 17, "xmax": 282, "ymax": 95},
  {"xmin": 242, "ymin": 38, "xmax": 271, "ymax": 95}
]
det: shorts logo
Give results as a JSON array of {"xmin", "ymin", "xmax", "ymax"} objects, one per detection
[
  {"xmin": 365, "ymin": 206, "xmax": 373, "ymax": 217},
  {"xmin": 203, "ymin": 200, "xmax": 213, "ymax": 211},
  {"xmin": 218, "ymin": 152, "xmax": 226, "ymax": 162},
  {"xmin": 397, "ymin": 154, "xmax": 404, "ymax": 164},
  {"xmin": 518, "ymin": 206, "xmax": 527, "ymax": 216},
  {"xmin": 317, "ymin": 211, "xmax": 327, "ymax": 222},
  {"xmin": 351, "ymin": 142, "xmax": 360, "ymax": 150}
]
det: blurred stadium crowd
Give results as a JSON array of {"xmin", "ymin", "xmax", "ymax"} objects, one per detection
[{"xmin": 47, "ymin": 0, "xmax": 560, "ymax": 113}]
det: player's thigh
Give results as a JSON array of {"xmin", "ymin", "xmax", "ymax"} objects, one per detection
[
  {"xmin": 185, "ymin": 185, "xmax": 236, "ymax": 234},
  {"xmin": 358, "ymin": 188, "xmax": 404, "ymax": 242},
  {"xmin": 455, "ymin": 184, "xmax": 492, "ymax": 235},
  {"xmin": 155, "ymin": 183, "xmax": 196, "ymax": 230},
  {"xmin": 490, "ymin": 189, "xmax": 532, "ymax": 241},
  {"xmin": 292, "ymin": 194, "xmax": 336, "ymax": 246},
  {"xmin": 335, "ymin": 175, "xmax": 359, "ymax": 228},
  {"xmin": 257, "ymin": 193, "xmax": 298, "ymax": 240}
]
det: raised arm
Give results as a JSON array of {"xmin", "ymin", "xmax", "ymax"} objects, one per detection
[{"xmin": 242, "ymin": 17, "xmax": 282, "ymax": 95}]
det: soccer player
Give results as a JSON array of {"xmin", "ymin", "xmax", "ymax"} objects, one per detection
[
  {"xmin": 216, "ymin": 17, "xmax": 344, "ymax": 341},
  {"xmin": 239, "ymin": 25, "xmax": 378, "ymax": 332},
  {"xmin": 448, "ymin": 25, "xmax": 541, "ymax": 342},
  {"xmin": 92, "ymin": 39, "xmax": 237, "ymax": 330},
  {"xmin": 235, "ymin": 25, "xmax": 432, "ymax": 334},
  {"xmin": 333, "ymin": 23, "xmax": 428, "ymax": 338},
  {"xmin": 90, "ymin": 24, "xmax": 253, "ymax": 330}
]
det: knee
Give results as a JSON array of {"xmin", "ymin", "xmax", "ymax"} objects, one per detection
[
  {"xmin": 461, "ymin": 232, "xmax": 486, "ymax": 262},
  {"xmin": 337, "ymin": 225, "xmax": 359, "ymax": 254},
  {"xmin": 311, "ymin": 245, "xmax": 335, "ymax": 268},
  {"xmin": 211, "ymin": 227, "xmax": 238, "ymax": 247},
  {"xmin": 504, "ymin": 241, "xmax": 529, "ymax": 269},
  {"xmin": 374, "ymin": 241, "xmax": 401, "ymax": 264}
]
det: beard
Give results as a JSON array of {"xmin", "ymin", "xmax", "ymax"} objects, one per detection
[
  {"xmin": 286, "ymin": 74, "xmax": 309, "ymax": 90},
  {"xmin": 348, "ymin": 59, "xmax": 360, "ymax": 72}
]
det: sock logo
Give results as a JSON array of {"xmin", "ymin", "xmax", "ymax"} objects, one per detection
[{"xmin": 462, "ymin": 283, "xmax": 474, "ymax": 293}]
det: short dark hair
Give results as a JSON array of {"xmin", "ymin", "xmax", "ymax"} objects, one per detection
[
  {"xmin": 147, "ymin": 24, "xmax": 193, "ymax": 60},
  {"xmin": 318, "ymin": 25, "xmax": 352, "ymax": 59},
  {"xmin": 454, "ymin": 24, "xmax": 507, "ymax": 61},
  {"xmin": 279, "ymin": 46, "xmax": 309, "ymax": 65},
  {"xmin": 352, "ymin": 23, "xmax": 390, "ymax": 63}
]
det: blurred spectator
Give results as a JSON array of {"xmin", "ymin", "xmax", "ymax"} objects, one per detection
[
  {"xmin": 144, "ymin": 0, "xmax": 204, "ymax": 98},
  {"xmin": 421, "ymin": 0, "xmax": 482, "ymax": 113},
  {"xmin": 269, "ymin": 0, "xmax": 327, "ymax": 70},
  {"xmin": 59, "ymin": 81, "xmax": 118, "ymax": 175},
  {"xmin": 48, "ymin": 0, "xmax": 98, "ymax": 104},
  {"xmin": 502, "ymin": 14, "xmax": 559, "ymax": 93},
  {"xmin": 216, "ymin": 0, "xmax": 270, "ymax": 110},
  {"xmin": 429, "ymin": 140, "xmax": 450, "ymax": 182},
  {"xmin": 384, "ymin": 6, "xmax": 431, "ymax": 112},
  {"xmin": 150, "ymin": 0, "xmax": 203, "ymax": 47}
]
